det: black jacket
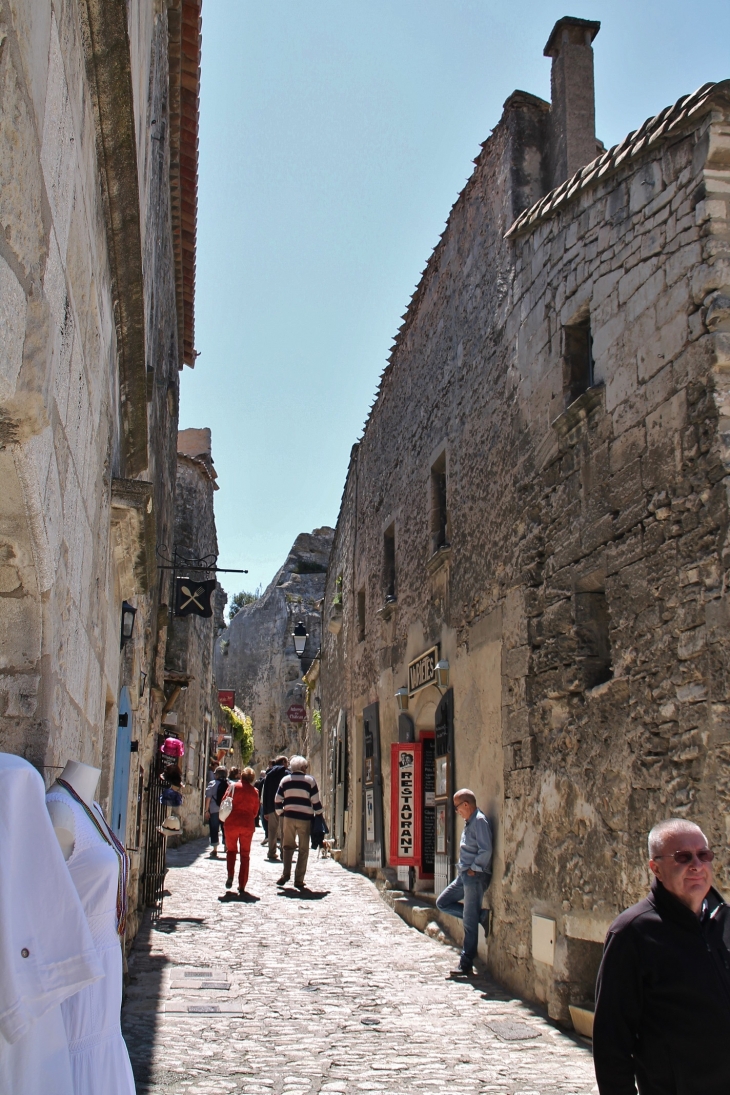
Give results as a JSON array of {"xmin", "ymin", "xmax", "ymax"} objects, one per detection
[
  {"xmin": 593, "ymin": 879, "xmax": 730, "ymax": 1095},
  {"xmin": 262, "ymin": 765, "xmax": 288, "ymax": 816}
]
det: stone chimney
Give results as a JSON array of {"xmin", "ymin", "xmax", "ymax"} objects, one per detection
[{"xmin": 544, "ymin": 16, "xmax": 601, "ymax": 189}]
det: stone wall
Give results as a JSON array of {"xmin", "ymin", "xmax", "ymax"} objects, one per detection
[
  {"xmin": 163, "ymin": 428, "xmax": 220, "ymax": 839},
  {"xmin": 0, "ymin": 0, "xmax": 201, "ymax": 941},
  {"xmin": 319, "ymin": 23, "xmax": 730, "ymax": 1022},
  {"xmin": 215, "ymin": 529, "xmax": 334, "ymax": 769}
]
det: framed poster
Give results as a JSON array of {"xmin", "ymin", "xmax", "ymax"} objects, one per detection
[
  {"xmin": 365, "ymin": 787, "xmax": 375, "ymax": 842},
  {"xmin": 364, "ymin": 755, "xmax": 374, "ymax": 785},
  {"xmin": 436, "ymin": 801, "xmax": 447, "ymax": 854},
  {"xmin": 435, "ymin": 755, "xmax": 449, "ymax": 799}
]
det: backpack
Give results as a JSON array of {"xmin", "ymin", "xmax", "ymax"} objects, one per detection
[{"xmin": 214, "ymin": 778, "xmax": 229, "ymax": 806}]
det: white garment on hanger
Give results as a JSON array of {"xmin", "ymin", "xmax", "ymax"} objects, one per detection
[
  {"xmin": 46, "ymin": 787, "xmax": 136, "ymax": 1095},
  {"xmin": 0, "ymin": 753, "xmax": 103, "ymax": 1095}
]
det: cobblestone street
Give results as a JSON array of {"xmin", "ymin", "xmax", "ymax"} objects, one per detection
[{"xmin": 122, "ymin": 838, "xmax": 597, "ymax": 1095}]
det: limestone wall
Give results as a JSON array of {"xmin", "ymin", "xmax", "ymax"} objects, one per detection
[
  {"xmin": 320, "ymin": 76, "xmax": 730, "ymax": 1020},
  {"xmin": 215, "ymin": 529, "xmax": 334, "ymax": 769}
]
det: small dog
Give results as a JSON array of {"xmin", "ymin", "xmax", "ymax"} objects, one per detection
[{"xmin": 319, "ymin": 838, "xmax": 335, "ymax": 859}]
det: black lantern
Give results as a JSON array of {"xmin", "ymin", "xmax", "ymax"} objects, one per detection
[
  {"xmin": 120, "ymin": 601, "xmax": 137, "ymax": 648},
  {"xmin": 293, "ymin": 621, "xmax": 308, "ymax": 657}
]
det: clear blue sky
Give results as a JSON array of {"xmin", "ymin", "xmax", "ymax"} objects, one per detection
[{"xmin": 179, "ymin": 0, "xmax": 730, "ymax": 603}]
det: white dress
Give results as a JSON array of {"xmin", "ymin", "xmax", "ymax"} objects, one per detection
[
  {"xmin": 46, "ymin": 789, "xmax": 136, "ymax": 1095},
  {"xmin": 0, "ymin": 755, "xmax": 102, "ymax": 1095}
]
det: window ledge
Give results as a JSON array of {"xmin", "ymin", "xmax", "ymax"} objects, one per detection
[
  {"xmin": 426, "ymin": 543, "xmax": 452, "ymax": 574},
  {"xmin": 551, "ymin": 384, "xmax": 605, "ymax": 440},
  {"xmin": 377, "ymin": 598, "xmax": 398, "ymax": 621}
]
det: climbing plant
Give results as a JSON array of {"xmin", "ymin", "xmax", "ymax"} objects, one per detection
[{"xmin": 220, "ymin": 705, "xmax": 254, "ymax": 765}]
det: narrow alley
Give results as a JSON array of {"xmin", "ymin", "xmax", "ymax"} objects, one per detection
[{"xmin": 122, "ymin": 841, "xmax": 597, "ymax": 1095}]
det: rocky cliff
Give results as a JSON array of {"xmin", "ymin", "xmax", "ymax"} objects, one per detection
[{"xmin": 215, "ymin": 528, "xmax": 334, "ymax": 767}]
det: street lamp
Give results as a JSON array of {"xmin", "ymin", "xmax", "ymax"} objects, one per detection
[
  {"xmin": 435, "ymin": 659, "xmax": 450, "ymax": 690},
  {"xmin": 120, "ymin": 601, "xmax": 137, "ymax": 649},
  {"xmin": 293, "ymin": 621, "xmax": 308, "ymax": 658},
  {"xmin": 395, "ymin": 687, "xmax": 409, "ymax": 711}
]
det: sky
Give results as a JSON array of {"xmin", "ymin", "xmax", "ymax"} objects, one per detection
[{"xmin": 179, "ymin": 0, "xmax": 730, "ymax": 605}]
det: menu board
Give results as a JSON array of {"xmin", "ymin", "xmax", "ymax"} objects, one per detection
[
  {"xmin": 423, "ymin": 736, "xmax": 435, "ymax": 805},
  {"xmin": 422, "ymin": 806, "xmax": 435, "ymax": 875}
]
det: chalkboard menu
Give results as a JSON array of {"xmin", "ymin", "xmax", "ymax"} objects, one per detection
[
  {"xmin": 423, "ymin": 737, "xmax": 435, "ymax": 800},
  {"xmin": 422, "ymin": 806, "xmax": 435, "ymax": 874}
]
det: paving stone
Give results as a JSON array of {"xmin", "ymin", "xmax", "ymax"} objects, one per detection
[{"xmin": 122, "ymin": 839, "xmax": 598, "ymax": 1094}]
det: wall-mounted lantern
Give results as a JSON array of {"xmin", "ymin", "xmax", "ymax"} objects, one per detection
[
  {"xmin": 120, "ymin": 601, "xmax": 137, "ymax": 649},
  {"xmin": 293, "ymin": 621, "xmax": 308, "ymax": 658},
  {"xmin": 435, "ymin": 659, "xmax": 450, "ymax": 690},
  {"xmin": 395, "ymin": 687, "xmax": 409, "ymax": 711}
]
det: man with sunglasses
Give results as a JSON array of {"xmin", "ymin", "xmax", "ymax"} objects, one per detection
[{"xmin": 593, "ymin": 818, "xmax": 730, "ymax": 1094}]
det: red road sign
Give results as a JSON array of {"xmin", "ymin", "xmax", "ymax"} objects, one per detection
[{"xmin": 286, "ymin": 703, "xmax": 307, "ymax": 723}]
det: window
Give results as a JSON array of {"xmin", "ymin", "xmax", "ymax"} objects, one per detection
[
  {"xmin": 383, "ymin": 524, "xmax": 396, "ymax": 602},
  {"xmin": 357, "ymin": 588, "xmax": 366, "ymax": 642},
  {"xmin": 574, "ymin": 591, "xmax": 612, "ymax": 689},
  {"xmin": 430, "ymin": 452, "xmax": 448, "ymax": 554},
  {"xmin": 563, "ymin": 317, "xmax": 594, "ymax": 406}
]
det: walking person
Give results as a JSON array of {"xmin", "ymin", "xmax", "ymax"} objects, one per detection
[
  {"xmin": 204, "ymin": 766, "xmax": 228, "ymax": 857},
  {"xmin": 274, "ymin": 755, "xmax": 323, "ymax": 890},
  {"xmin": 254, "ymin": 767, "xmax": 269, "ymax": 844},
  {"xmin": 435, "ymin": 788, "xmax": 492, "ymax": 977},
  {"xmin": 593, "ymin": 818, "xmax": 730, "ymax": 1094},
  {"xmin": 262, "ymin": 756, "xmax": 289, "ymax": 861},
  {"xmin": 221, "ymin": 767, "xmax": 261, "ymax": 895}
]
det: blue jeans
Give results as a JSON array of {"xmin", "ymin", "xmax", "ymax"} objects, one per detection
[
  {"xmin": 436, "ymin": 871, "xmax": 488, "ymax": 969},
  {"xmin": 208, "ymin": 813, "xmax": 222, "ymax": 846}
]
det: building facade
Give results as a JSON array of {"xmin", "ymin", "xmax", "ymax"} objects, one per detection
[
  {"xmin": 0, "ymin": 0, "xmax": 204, "ymax": 939},
  {"xmin": 162, "ymin": 428, "xmax": 221, "ymax": 839},
  {"xmin": 320, "ymin": 18, "xmax": 730, "ymax": 1023}
]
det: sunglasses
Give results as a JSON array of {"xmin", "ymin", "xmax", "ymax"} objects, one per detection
[{"xmin": 654, "ymin": 849, "xmax": 714, "ymax": 865}]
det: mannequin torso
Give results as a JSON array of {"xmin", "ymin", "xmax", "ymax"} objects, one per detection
[{"xmin": 47, "ymin": 761, "xmax": 101, "ymax": 861}]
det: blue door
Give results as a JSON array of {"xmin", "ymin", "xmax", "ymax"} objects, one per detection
[{"xmin": 111, "ymin": 687, "xmax": 132, "ymax": 841}]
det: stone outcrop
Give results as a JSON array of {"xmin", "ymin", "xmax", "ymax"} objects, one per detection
[{"xmin": 215, "ymin": 529, "xmax": 334, "ymax": 767}]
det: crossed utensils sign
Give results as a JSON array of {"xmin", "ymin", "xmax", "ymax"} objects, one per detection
[{"xmin": 174, "ymin": 577, "xmax": 216, "ymax": 618}]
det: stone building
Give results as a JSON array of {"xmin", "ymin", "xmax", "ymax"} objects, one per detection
[
  {"xmin": 161, "ymin": 428, "xmax": 220, "ymax": 839},
  {"xmin": 215, "ymin": 528, "xmax": 334, "ymax": 769},
  {"xmin": 320, "ymin": 17, "xmax": 730, "ymax": 1024},
  {"xmin": 0, "ymin": 0, "xmax": 203, "ymax": 937}
]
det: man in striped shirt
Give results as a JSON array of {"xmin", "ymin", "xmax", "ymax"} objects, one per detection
[{"xmin": 274, "ymin": 755, "xmax": 323, "ymax": 889}]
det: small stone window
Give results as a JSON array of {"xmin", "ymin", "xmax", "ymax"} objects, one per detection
[
  {"xmin": 430, "ymin": 452, "xmax": 449, "ymax": 555},
  {"xmin": 357, "ymin": 588, "xmax": 366, "ymax": 642},
  {"xmin": 563, "ymin": 317, "xmax": 594, "ymax": 406},
  {"xmin": 383, "ymin": 524, "xmax": 396, "ymax": 602},
  {"xmin": 574, "ymin": 590, "xmax": 612, "ymax": 689}
]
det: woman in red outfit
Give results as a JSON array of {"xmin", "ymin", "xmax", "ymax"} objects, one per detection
[{"xmin": 223, "ymin": 767, "xmax": 261, "ymax": 894}]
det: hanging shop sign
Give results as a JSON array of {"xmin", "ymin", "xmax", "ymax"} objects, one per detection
[
  {"xmin": 408, "ymin": 644, "xmax": 440, "ymax": 695},
  {"xmin": 287, "ymin": 703, "xmax": 307, "ymax": 723},
  {"xmin": 174, "ymin": 577, "xmax": 217, "ymax": 618},
  {"xmin": 389, "ymin": 742, "xmax": 423, "ymax": 866},
  {"xmin": 218, "ymin": 690, "xmax": 235, "ymax": 708}
]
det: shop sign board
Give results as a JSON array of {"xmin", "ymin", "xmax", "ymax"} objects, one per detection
[
  {"xmin": 407, "ymin": 644, "xmax": 440, "ymax": 695},
  {"xmin": 389, "ymin": 742, "xmax": 422, "ymax": 865},
  {"xmin": 287, "ymin": 703, "xmax": 307, "ymax": 723},
  {"xmin": 218, "ymin": 690, "xmax": 235, "ymax": 708}
]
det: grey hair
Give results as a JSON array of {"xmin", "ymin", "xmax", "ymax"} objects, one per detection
[
  {"xmin": 454, "ymin": 788, "xmax": 477, "ymax": 806},
  {"xmin": 648, "ymin": 818, "xmax": 705, "ymax": 859},
  {"xmin": 289, "ymin": 755, "xmax": 308, "ymax": 773}
]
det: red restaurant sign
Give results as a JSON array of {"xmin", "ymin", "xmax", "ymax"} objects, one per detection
[
  {"xmin": 390, "ymin": 742, "xmax": 423, "ymax": 866},
  {"xmin": 218, "ymin": 690, "xmax": 235, "ymax": 708},
  {"xmin": 287, "ymin": 703, "xmax": 307, "ymax": 723}
]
